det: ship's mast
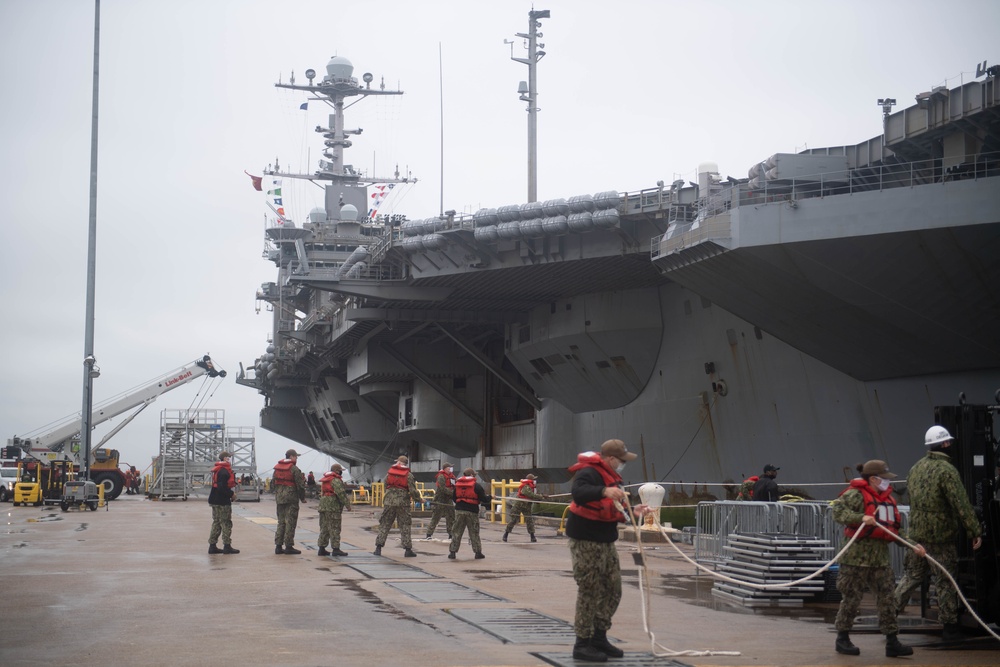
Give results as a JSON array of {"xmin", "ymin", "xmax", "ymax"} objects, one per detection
[
  {"xmin": 273, "ymin": 58, "xmax": 406, "ymax": 187},
  {"xmin": 508, "ymin": 9, "xmax": 549, "ymax": 203}
]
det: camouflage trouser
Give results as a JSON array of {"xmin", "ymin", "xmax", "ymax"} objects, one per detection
[
  {"xmin": 505, "ymin": 500, "xmax": 535, "ymax": 535},
  {"xmin": 375, "ymin": 505, "xmax": 413, "ymax": 549},
  {"xmin": 318, "ymin": 509, "xmax": 343, "ymax": 549},
  {"xmin": 208, "ymin": 504, "xmax": 233, "ymax": 546},
  {"xmin": 894, "ymin": 542, "xmax": 960, "ymax": 623},
  {"xmin": 449, "ymin": 510, "xmax": 482, "ymax": 554},
  {"xmin": 427, "ymin": 502, "xmax": 455, "ymax": 536},
  {"xmin": 275, "ymin": 501, "xmax": 300, "ymax": 547},
  {"xmin": 834, "ymin": 564, "xmax": 898, "ymax": 634},
  {"xmin": 569, "ymin": 538, "xmax": 622, "ymax": 638}
]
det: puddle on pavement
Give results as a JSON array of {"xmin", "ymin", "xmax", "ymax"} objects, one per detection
[
  {"xmin": 622, "ymin": 569, "xmax": 839, "ymax": 624},
  {"xmin": 75, "ymin": 523, "xmax": 88, "ymax": 532}
]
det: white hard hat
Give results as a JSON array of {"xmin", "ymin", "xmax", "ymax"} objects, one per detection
[{"xmin": 924, "ymin": 425, "xmax": 953, "ymax": 446}]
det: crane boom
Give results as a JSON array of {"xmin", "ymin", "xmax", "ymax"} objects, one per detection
[{"xmin": 8, "ymin": 355, "xmax": 226, "ymax": 465}]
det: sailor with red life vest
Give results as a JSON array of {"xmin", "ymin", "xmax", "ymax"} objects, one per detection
[
  {"xmin": 373, "ymin": 455, "xmax": 423, "ymax": 557},
  {"xmin": 830, "ymin": 460, "xmax": 920, "ymax": 658},
  {"xmin": 503, "ymin": 473, "xmax": 546, "ymax": 542},
  {"xmin": 207, "ymin": 451, "xmax": 240, "ymax": 555},
  {"xmin": 273, "ymin": 449, "xmax": 307, "ymax": 555},
  {"xmin": 448, "ymin": 468, "xmax": 492, "ymax": 560},
  {"xmin": 317, "ymin": 463, "xmax": 352, "ymax": 557},
  {"xmin": 566, "ymin": 439, "xmax": 650, "ymax": 662},
  {"xmin": 425, "ymin": 461, "xmax": 457, "ymax": 540},
  {"xmin": 735, "ymin": 475, "xmax": 759, "ymax": 501}
]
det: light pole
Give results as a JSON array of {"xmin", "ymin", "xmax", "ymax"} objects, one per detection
[
  {"xmin": 508, "ymin": 9, "xmax": 549, "ymax": 203},
  {"xmin": 80, "ymin": 0, "xmax": 101, "ymax": 482},
  {"xmin": 877, "ymin": 97, "xmax": 896, "ymax": 146}
]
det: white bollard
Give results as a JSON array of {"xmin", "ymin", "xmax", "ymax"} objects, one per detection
[{"xmin": 638, "ymin": 482, "xmax": 665, "ymax": 530}]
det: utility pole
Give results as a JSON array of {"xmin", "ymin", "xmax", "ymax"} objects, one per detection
[{"xmin": 507, "ymin": 9, "xmax": 549, "ymax": 203}]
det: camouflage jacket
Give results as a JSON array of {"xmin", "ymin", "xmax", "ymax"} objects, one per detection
[
  {"xmin": 318, "ymin": 477, "xmax": 350, "ymax": 512},
  {"xmin": 274, "ymin": 464, "xmax": 306, "ymax": 504},
  {"xmin": 906, "ymin": 451, "xmax": 981, "ymax": 544},
  {"xmin": 384, "ymin": 471, "xmax": 422, "ymax": 508},
  {"xmin": 433, "ymin": 471, "xmax": 455, "ymax": 503},
  {"xmin": 831, "ymin": 488, "xmax": 895, "ymax": 567}
]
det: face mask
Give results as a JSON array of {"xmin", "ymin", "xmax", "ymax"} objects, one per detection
[
  {"xmin": 445, "ymin": 467, "xmax": 453, "ymax": 474},
  {"xmin": 615, "ymin": 462, "xmax": 626, "ymax": 474},
  {"xmin": 876, "ymin": 478, "xmax": 890, "ymax": 492}
]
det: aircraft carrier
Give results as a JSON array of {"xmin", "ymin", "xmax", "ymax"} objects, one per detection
[{"xmin": 237, "ymin": 54, "xmax": 1000, "ymax": 496}]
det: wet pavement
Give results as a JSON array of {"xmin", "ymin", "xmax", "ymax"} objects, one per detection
[{"xmin": 1, "ymin": 494, "xmax": 996, "ymax": 666}]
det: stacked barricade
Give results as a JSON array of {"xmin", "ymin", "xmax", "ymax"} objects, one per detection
[{"xmin": 695, "ymin": 500, "xmax": 910, "ymax": 578}]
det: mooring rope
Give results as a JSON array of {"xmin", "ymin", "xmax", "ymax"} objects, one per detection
[{"xmin": 622, "ymin": 497, "xmax": 1000, "ymax": 657}]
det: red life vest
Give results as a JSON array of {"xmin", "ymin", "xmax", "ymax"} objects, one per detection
[
  {"xmin": 517, "ymin": 479, "xmax": 536, "ymax": 499},
  {"xmin": 273, "ymin": 460, "xmax": 295, "ymax": 487},
  {"xmin": 568, "ymin": 453, "xmax": 625, "ymax": 523},
  {"xmin": 320, "ymin": 470, "xmax": 342, "ymax": 496},
  {"xmin": 211, "ymin": 460, "xmax": 236, "ymax": 489},
  {"xmin": 737, "ymin": 476, "xmax": 759, "ymax": 500},
  {"xmin": 455, "ymin": 476, "xmax": 480, "ymax": 504},
  {"xmin": 436, "ymin": 468, "xmax": 456, "ymax": 488},
  {"xmin": 386, "ymin": 463, "xmax": 410, "ymax": 490},
  {"xmin": 840, "ymin": 478, "xmax": 900, "ymax": 541}
]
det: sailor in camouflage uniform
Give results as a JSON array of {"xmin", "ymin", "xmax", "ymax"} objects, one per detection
[
  {"xmin": 317, "ymin": 463, "xmax": 351, "ymax": 557},
  {"xmin": 425, "ymin": 461, "xmax": 456, "ymax": 539},
  {"xmin": 503, "ymin": 473, "xmax": 545, "ymax": 542},
  {"xmin": 374, "ymin": 455, "xmax": 422, "ymax": 557},
  {"xmin": 831, "ymin": 460, "xmax": 916, "ymax": 657},
  {"xmin": 894, "ymin": 426, "xmax": 983, "ymax": 641},
  {"xmin": 566, "ymin": 439, "xmax": 651, "ymax": 663},
  {"xmin": 273, "ymin": 448, "xmax": 307, "ymax": 555},
  {"xmin": 448, "ymin": 468, "xmax": 491, "ymax": 560},
  {"xmin": 735, "ymin": 475, "xmax": 758, "ymax": 501}
]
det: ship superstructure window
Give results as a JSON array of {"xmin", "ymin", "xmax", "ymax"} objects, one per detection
[
  {"xmin": 338, "ymin": 399, "xmax": 360, "ymax": 413},
  {"xmin": 529, "ymin": 357, "xmax": 554, "ymax": 375},
  {"xmin": 332, "ymin": 413, "xmax": 350, "ymax": 437}
]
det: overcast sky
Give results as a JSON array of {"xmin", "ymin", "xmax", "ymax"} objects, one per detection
[{"xmin": 1, "ymin": 0, "xmax": 997, "ymax": 476}]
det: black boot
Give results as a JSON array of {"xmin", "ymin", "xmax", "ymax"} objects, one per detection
[
  {"xmin": 572, "ymin": 637, "xmax": 608, "ymax": 662},
  {"xmin": 330, "ymin": 548, "xmax": 348, "ymax": 556},
  {"xmin": 222, "ymin": 544, "xmax": 240, "ymax": 554},
  {"xmin": 591, "ymin": 629, "xmax": 624, "ymax": 658},
  {"xmin": 208, "ymin": 544, "xmax": 222, "ymax": 554},
  {"xmin": 474, "ymin": 551, "xmax": 485, "ymax": 559},
  {"xmin": 274, "ymin": 545, "xmax": 284, "ymax": 555},
  {"xmin": 835, "ymin": 631, "xmax": 860, "ymax": 655},
  {"xmin": 284, "ymin": 546, "xmax": 301, "ymax": 555},
  {"xmin": 530, "ymin": 534, "xmax": 537, "ymax": 543},
  {"xmin": 941, "ymin": 623, "xmax": 963, "ymax": 642},
  {"xmin": 373, "ymin": 545, "xmax": 382, "ymax": 556},
  {"xmin": 317, "ymin": 547, "xmax": 330, "ymax": 556},
  {"xmin": 447, "ymin": 551, "xmax": 456, "ymax": 559},
  {"xmin": 404, "ymin": 548, "xmax": 417, "ymax": 557},
  {"xmin": 885, "ymin": 633, "xmax": 912, "ymax": 657},
  {"xmin": 502, "ymin": 531, "xmax": 509, "ymax": 542}
]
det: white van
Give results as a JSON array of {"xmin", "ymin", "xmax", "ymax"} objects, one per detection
[{"xmin": 0, "ymin": 466, "xmax": 19, "ymax": 502}]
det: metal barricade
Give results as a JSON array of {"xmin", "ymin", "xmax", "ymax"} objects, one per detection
[{"xmin": 695, "ymin": 500, "xmax": 911, "ymax": 577}]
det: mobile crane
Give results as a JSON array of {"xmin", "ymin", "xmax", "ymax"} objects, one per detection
[{"xmin": 7, "ymin": 355, "xmax": 226, "ymax": 502}]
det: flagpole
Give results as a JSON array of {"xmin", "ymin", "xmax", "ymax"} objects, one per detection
[{"xmin": 438, "ymin": 42, "xmax": 444, "ymax": 216}]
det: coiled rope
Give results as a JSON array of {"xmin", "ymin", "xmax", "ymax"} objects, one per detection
[{"xmin": 621, "ymin": 497, "xmax": 1000, "ymax": 657}]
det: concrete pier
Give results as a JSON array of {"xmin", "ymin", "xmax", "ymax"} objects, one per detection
[{"xmin": 1, "ymin": 494, "xmax": 994, "ymax": 666}]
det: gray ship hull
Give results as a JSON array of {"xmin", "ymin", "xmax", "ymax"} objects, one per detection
[{"xmin": 240, "ymin": 61, "xmax": 1000, "ymax": 498}]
